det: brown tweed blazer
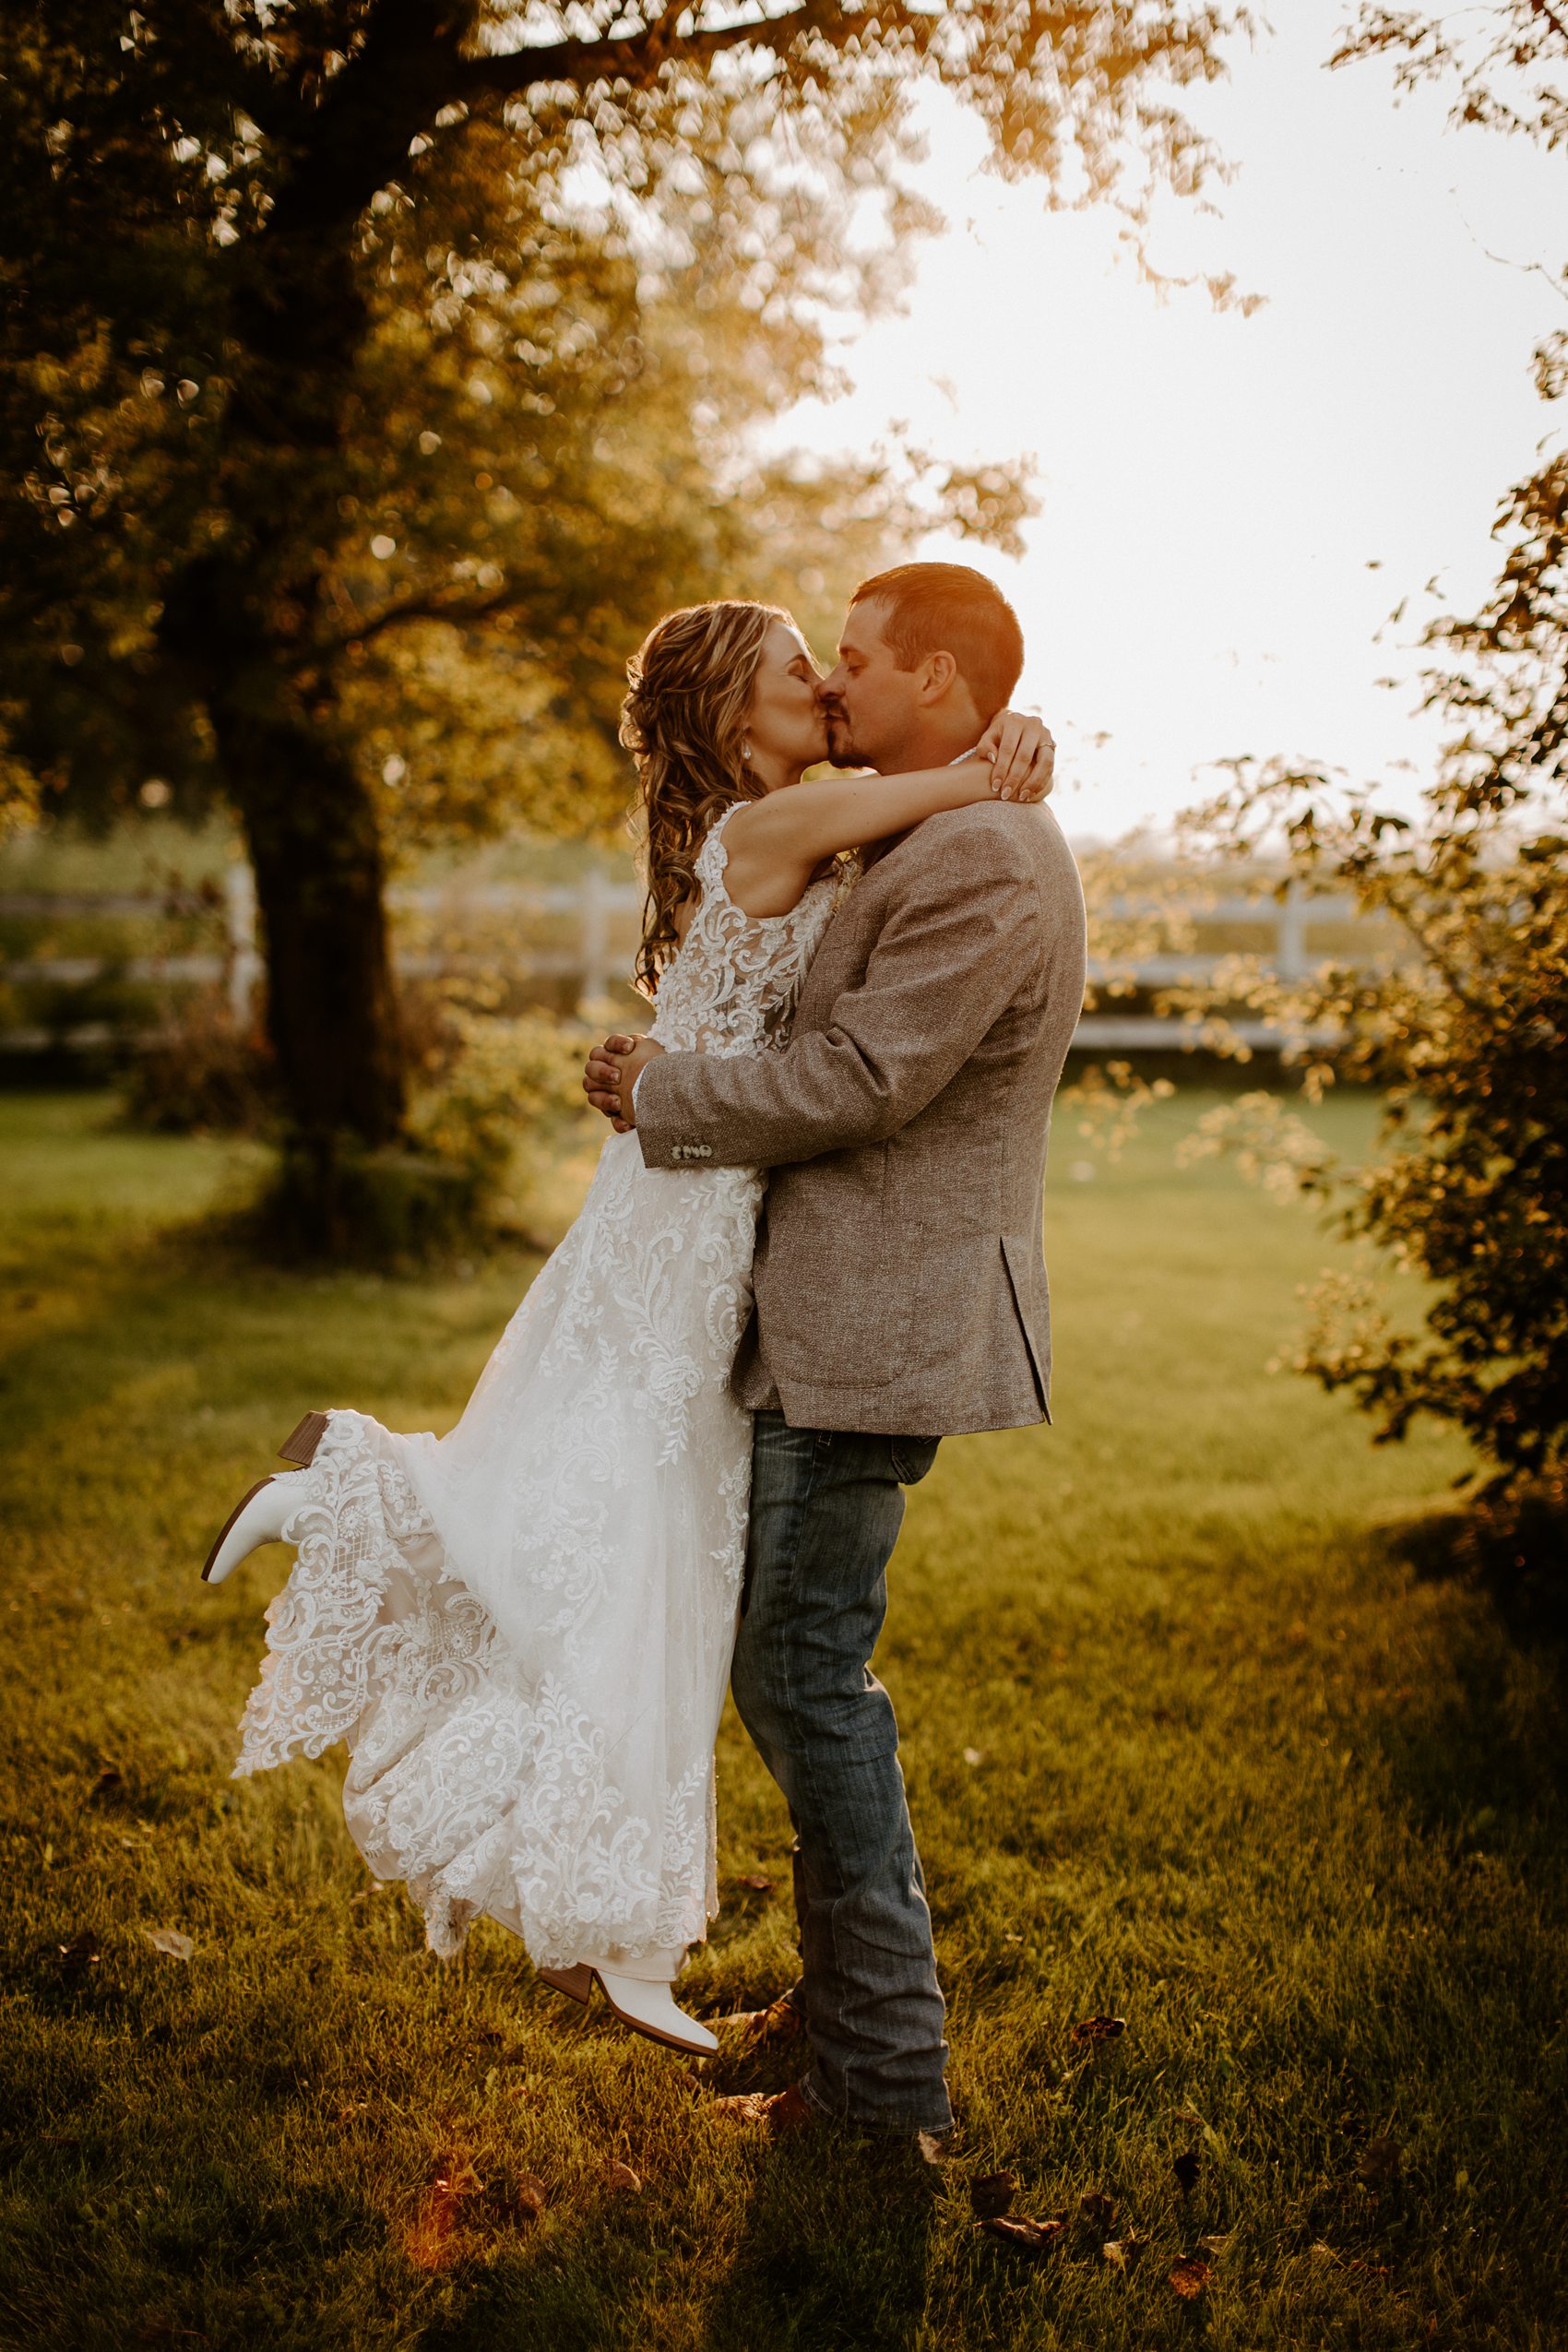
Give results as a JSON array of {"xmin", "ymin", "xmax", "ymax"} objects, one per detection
[{"xmin": 635, "ymin": 800, "xmax": 1088, "ymax": 1437}]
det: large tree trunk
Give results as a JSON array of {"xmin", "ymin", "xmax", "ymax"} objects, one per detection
[
  {"xmin": 189, "ymin": 600, "xmax": 409, "ymax": 1244},
  {"xmin": 149, "ymin": 21, "xmax": 469, "ymax": 1241},
  {"xmin": 226, "ymin": 714, "xmax": 405, "ymax": 1150}
]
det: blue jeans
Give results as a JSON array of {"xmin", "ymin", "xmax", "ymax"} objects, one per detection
[{"xmin": 731, "ymin": 1410, "xmax": 950, "ymax": 2134}]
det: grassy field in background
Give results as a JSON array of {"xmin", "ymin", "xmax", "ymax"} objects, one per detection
[{"xmin": 1, "ymin": 1090, "xmax": 1564, "ymax": 2351}]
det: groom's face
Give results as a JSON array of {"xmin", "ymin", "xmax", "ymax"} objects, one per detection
[{"xmin": 817, "ymin": 600, "xmax": 921, "ymax": 773}]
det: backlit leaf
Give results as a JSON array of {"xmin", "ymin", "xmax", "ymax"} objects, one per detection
[
  {"xmin": 980, "ymin": 2215, "xmax": 1064, "ymax": 2255},
  {"xmin": 142, "ymin": 1928, "xmax": 194, "ymax": 1960}
]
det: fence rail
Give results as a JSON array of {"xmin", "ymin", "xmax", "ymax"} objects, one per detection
[{"xmin": 0, "ymin": 868, "xmax": 1374, "ymax": 1054}]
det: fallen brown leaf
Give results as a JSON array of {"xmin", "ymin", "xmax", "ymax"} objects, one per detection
[
  {"xmin": 714, "ymin": 1993, "xmax": 803, "ymax": 2044},
  {"xmin": 604, "ymin": 2160, "xmax": 641, "ymax": 2193},
  {"xmin": 1356, "ymin": 2135, "xmax": 1401, "ymax": 2190},
  {"xmin": 734, "ymin": 1875, "xmax": 773, "ymax": 1894},
  {"xmin": 1078, "ymin": 2189, "xmax": 1118, "ymax": 2232},
  {"xmin": 711, "ymin": 2092, "xmax": 772, "ymax": 2124},
  {"xmin": 1103, "ymin": 2233, "xmax": 1148, "ymax": 2271},
  {"xmin": 980, "ymin": 2215, "xmax": 1064, "ymax": 2255},
  {"xmin": 970, "ymin": 2170, "xmax": 1017, "ymax": 2219},
  {"xmin": 1172, "ymin": 2146, "xmax": 1201, "ymax": 2196},
  {"xmin": 515, "ymin": 2172, "xmax": 547, "ymax": 2218},
  {"xmin": 1169, "ymin": 2254, "xmax": 1210, "ymax": 2300},
  {"xmin": 1071, "ymin": 2014, "xmax": 1127, "ymax": 2046}
]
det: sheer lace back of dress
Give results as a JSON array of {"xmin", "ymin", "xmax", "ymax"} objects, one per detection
[{"xmin": 649, "ymin": 804, "xmax": 855, "ymax": 1058}]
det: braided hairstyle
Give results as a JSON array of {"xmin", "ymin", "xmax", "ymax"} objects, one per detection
[{"xmin": 621, "ymin": 599, "xmax": 792, "ymax": 998}]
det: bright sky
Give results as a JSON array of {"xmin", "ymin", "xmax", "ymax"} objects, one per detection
[{"xmin": 775, "ymin": 0, "xmax": 1563, "ymax": 841}]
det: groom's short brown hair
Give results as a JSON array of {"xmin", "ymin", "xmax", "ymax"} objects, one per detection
[{"xmin": 849, "ymin": 563, "xmax": 1025, "ymax": 723}]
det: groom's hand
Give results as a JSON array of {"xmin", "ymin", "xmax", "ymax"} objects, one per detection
[{"xmin": 978, "ymin": 709, "xmax": 1055, "ymax": 802}]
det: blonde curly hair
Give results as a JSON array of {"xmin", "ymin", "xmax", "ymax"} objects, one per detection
[{"xmin": 620, "ymin": 600, "xmax": 793, "ymax": 998}]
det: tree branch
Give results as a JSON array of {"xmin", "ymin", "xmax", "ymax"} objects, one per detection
[
  {"xmin": 258, "ymin": 0, "xmax": 894, "ymax": 257},
  {"xmin": 457, "ymin": 0, "xmax": 862, "ymax": 101},
  {"xmin": 319, "ymin": 584, "xmax": 522, "ymax": 654}
]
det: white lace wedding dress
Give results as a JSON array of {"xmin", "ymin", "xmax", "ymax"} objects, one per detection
[{"xmin": 232, "ymin": 809, "xmax": 851, "ymax": 1968}]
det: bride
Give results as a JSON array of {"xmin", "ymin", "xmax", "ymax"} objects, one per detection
[{"xmin": 202, "ymin": 597, "xmax": 1051, "ymax": 2057}]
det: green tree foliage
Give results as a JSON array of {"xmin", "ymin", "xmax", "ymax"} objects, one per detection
[
  {"xmin": 1178, "ymin": 1, "xmax": 1567, "ymax": 1491},
  {"xmin": 1, "ymin": 0, "xmax": 1240, "ymax": 1223}
]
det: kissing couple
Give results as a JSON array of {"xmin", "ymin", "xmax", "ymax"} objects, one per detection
[{"xmin": 203, "ymin": 561, "xmax": 1088, "ymax": 2145}]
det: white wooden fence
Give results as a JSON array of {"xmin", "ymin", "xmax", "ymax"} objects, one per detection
[{"xmin": 0, "ymin": 868, "xmax": 1366, "ymax": 1053}]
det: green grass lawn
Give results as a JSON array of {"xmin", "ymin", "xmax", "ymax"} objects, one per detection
[{"xmin": 1, "ymin": 1090, "xmax": 1563, "ymax": 2352}]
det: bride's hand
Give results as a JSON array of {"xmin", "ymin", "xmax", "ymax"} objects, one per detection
[
  {"xmin": 584, "ymin": 1032, "xmax": 638, "ymax": 1128},
  {"xmin": 611, "ymin": 1035, "xmax": 664, "ymax": 1125},
  {"xmin": 583, "ymin": 1032, "xmax": 664, "ymax": 1130},
  {"xmin": 977, "ymin": 709, "xmax": 1055, "ymax": 802}
]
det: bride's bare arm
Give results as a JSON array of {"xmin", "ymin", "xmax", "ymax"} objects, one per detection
[{"xmin": 720, "ymin": 712, "xmax": 1054, "ymax": 919}]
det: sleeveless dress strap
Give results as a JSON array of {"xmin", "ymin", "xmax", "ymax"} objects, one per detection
[{"xmin": 693, "ymin": 802, "xmax": 745, "ymax": 893}]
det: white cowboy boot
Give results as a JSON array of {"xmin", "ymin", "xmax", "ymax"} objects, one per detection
[
  {"xmin": 201, "ymin": 1472, "xmax": 307, "ymax": 1586},
  {"xmin": 538, "ymin": 1947, "xmax": 719, "ymax": 2056},
  {"xmin": 201, "ymin": 1414, "xmax": 328, "ymax": 1586}
]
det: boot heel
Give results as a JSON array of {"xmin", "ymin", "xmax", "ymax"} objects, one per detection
[
  {"xmin": 279, "ymin": 1410, "xmax": 329, "ymax": 1467},
  {"xmin": 537, "ymin": 1964, "xmax": 594, "ymax": 2004}
]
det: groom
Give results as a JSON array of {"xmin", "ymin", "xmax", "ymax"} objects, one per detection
[{"xmin": 584, "ymin": 563, "xmax": 1087, "ymax": 2142}]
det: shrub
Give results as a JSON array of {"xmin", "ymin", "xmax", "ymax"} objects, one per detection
[
  {"xmin": 255, "ymin": 1003, "xmax": 595, "ymax": 1265},
  {"xmin": 1177, "ymin": 445, "xmax": 1568, "ymax": 1493},
  {"xmin": 117, "ymin": 988, "xmax": 276, "ymax": 1134},
  {"xmin": 407, "ymin": 1004, "xmax": 593, "ymax": 1237}
]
